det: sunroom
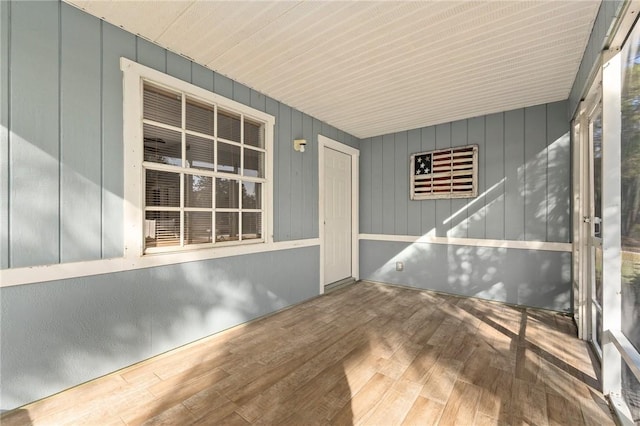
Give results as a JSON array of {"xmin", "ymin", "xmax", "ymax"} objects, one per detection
[{"xmin": 0, "ymin": 0, "xmax": 639, "ymax": 424}]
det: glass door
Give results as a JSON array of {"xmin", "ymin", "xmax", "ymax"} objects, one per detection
[{"xmin": 587, "ymin": 108, "xmax": 604, "ymax": 356}]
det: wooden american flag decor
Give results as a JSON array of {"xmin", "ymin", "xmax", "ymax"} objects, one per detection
[{"xmin": 410, "ymin": 145, "xmax": 478, "ymax": 200}]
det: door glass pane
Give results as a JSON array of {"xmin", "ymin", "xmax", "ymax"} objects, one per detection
[
  {"xmin": 596, "ymin": 246, "xmax": 603, "ymax": 309},
  {"xmin": 592, "ymin": 114, "xmax": 603, "ymax": 235},
  {"xmin": 621, "ymin": 22, "xmax": 640, "ymax": 422}
]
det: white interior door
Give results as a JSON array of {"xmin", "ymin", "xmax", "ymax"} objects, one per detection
[{"xmin": 324, "ymin": 147, "xmax": 352, "ymax": 285}]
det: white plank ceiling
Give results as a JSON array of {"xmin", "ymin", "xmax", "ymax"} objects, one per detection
[{"xmin": 66, "ymin": 0, "xmax": 601, "ymax": 139}]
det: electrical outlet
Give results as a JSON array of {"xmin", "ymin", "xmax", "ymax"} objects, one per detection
[{"xmin": 396, "ymin": 261, "xmax": 404, "ymax": 271}]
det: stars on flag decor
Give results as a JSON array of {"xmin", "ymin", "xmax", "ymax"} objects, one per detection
[
  {"xmin": 410, "ymin": 145, "xmax": 478, "ymax": 200},
  {"xmin": 414, "ymin": 153, "xmax": 432, "ymax": 175}
]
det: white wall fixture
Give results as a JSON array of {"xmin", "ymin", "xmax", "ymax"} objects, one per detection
[{"xmin": 294, "ymin": 139, "xmax": 306, "ymax": 152}]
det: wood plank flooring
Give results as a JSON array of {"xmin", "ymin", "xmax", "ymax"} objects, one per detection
[{"xmin": 1, "ymin": 281, "xmax": 615, "ymax": 425}]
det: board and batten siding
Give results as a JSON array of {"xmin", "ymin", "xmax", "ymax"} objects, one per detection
[
  {"xmin": 0, "ymin": 0, "xmax": 358, "ymax": 270},
  {"xmin": 360, "ymin": 100, "xmax": 571, "ymax": 243},
  {"xmin": 0, "ymin": 0, "xmax": 355, "ymax": 411},
  {"xmin": 359, "ymin": 101, "xmax": 572, "ymax": 312}
]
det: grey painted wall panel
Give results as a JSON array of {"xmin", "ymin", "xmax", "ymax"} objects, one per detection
[
  {"xmin": 101, "ymin": 22, "xmax": 135, "ymax": 259},
  {"xmin": 9, "ymin": 0, "xmax": 60, "ymax": 267},
  {"xmin": 504, "ymin": 108, "xmax": 525, "ymax": 240},
  {"xmin": 382, "ymin": 134, "xmax": 395, "ymax": 234},
  {"xmin": 360, "ymin": 138, "xmax": 372, "ymax": 234},
  {"xmin": 277, "ymin": 103, "xmax": 292, "ymax": 241},
  {"xmin": 250, "ymin": 89, "xmax": 266, "ymax": 112},
  {"xmin": 407, "ymin": 129, "xmax": 421, "ymax": 236},
  {"xmin": 524, "ymin": 105, "xmax": 547, "ymax": 241},
  {"xmin": 547, "ymin": 101, "xmax": 571, "ymax": 243},
  {"xmin": 301, "ymin": 113, "xmax": 314, "ymax": 239},
  {"xmin": 166, "ymin": 51, "xmax": 191, "ymax": 82},
  {"xmin": 359, "ymin": 101, "xmax": 568, "ymax": 244},
  {"xmin": 485, "ymin": 112, "xmax": 505, "ymax": 240},
  {"xmin": 191, "ymin": 62, "xmax": 214, "ymax": 92},
  {"xmin": 214, "ymin": 72, "xmax": 233, "ymax": 99},
  {"xmin": 371, "ymin": 136, "xmax": 383, "ymax": 233},
  {"xmin": 450, "ymin": 120, "xmax": 469, "ymax": 238},
  {"xmin": 311, "ymin": 117, "xmax": 322, "ymax": 238},
  {"xmin": 467, "ymin": 116, "xmax": 485, "ymax": 239},
  {"xmin": 435, "ymin": 124, "xmax": 451, "ymax": 237},
  {"xmin": 360, "ymin": 240, "xmax": 571, "ymax": 312},
  {"xmin": 290, "ymin": 109, "xmax": 303, "ymax": 240},
  {"xmin": 321, "ymin": 122, "xmax": 339, "ymax": 142},
  {"xmin": 1, "ymin": 1, "xmax": 362, "ymax": 410},
  {"xmin": 1, "ymin": 0, "xmax": 9, "ymax": 269},
  {"xmin": 233, "ymin": 81, "xmax": 251, "ymax": 106},
  {"xmin": 1, "ymin": 246, "xmax": 320, "ymax": 410},
  {"xmin": 136, "ymin": 37, "xmax": 165, "ymax": 73},
  {"xmin": 420, "ymin": 126, "xmax": 436, "ymax": 235},
  {"xmin": 394, "ymin": 132, "xmax": 408, "ymax": 235},
  {"xmin": 60, "ymin": 5, "xmax": 102, "ymax": 263}
]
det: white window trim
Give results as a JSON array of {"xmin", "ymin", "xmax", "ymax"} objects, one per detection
[{"xmin": 121, "ymin": 57, "xmax": 275, "ymax": 260}]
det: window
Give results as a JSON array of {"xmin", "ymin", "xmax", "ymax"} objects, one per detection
[
  {"xmin": 121, "ymin": 59, "xmax": 274, "ymax": 256},
  {"xmin": 410, "ymin": 145, "xmax": 478, "ymax": 200}
]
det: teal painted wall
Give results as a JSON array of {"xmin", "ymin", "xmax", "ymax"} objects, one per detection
[
  {"xmin": 0, "ymin": 0, "xmax": 354, "ymax": 410},
  {"xmin": 0, "ymin": 1, "xmax": 358, "ymax": 270}
]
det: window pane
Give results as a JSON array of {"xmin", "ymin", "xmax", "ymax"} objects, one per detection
[
  {"xmin": 144, "ymin": 124, "xmax": 182, "ymax": 166},
  {"xmin": 244, "ymin": 118, "xmax": 264, "ymax": 148},
  {"xmin": 185, "ymin": 174, "xmax": 212, "ymax": 208},
  {"xmin": 145, "ymin": 169, "xmax": 180, "ymax": 207},
  {"xmin": 216, "ymin": 178, "xmax": 239, "ymax": 208},
  {"xmin": 621, "ymin": 24, "xmax": 640, "ymax": 354},
  {"xmin": 186, "ymin": 98, "xmax": 215, "ymax": 136},
  {"xmin": 593, "ymin": 114, "xmax": 603, "ymax": 230},
  {"xmin": 185, "ymin": 211, "xmax": 212, "ymax": 245},
  {"xmin": 244, "ymin": 148, "xmax": 264, "ymax": 178},
  {"xmin": 144, "ymin": 84, "xmax": 181, "ymax": 128},
  {"xmin": 218, "ymin": 109, "xmax": 240, "ymax": 142},
  {"xmin": 621, "ymin": 28, "xmax": 640, "ymax": 422},
  {"xmin": 218, "ymin": 142, "xmax": 241, "ymax": 174},
  {"xmin": 145, "ymin": 211, "xmax": 180, "ymax": 248},
  {"xmin": 186, "ymin": 134, "xmax": 214, "ymax": 170},
  {"xmin": 242, "ymin": 212, "xmax": 262, "ymax": 240},
  {"xmin": 216, "ymin": 212, "xmax": 239, "ymax": 242},
  {"xmin": 242, "ymin": 182, "xmax": 261, "ymax": 209}
]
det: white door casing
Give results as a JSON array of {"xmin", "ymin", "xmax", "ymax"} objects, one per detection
[{"xmin": 318, "ymin": 135, "xmax": 359, "ymax": 293}]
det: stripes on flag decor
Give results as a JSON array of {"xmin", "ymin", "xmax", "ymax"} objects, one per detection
[{"xmin": 410, "ymin": 145, "xmax": 478, "ymax": 200}]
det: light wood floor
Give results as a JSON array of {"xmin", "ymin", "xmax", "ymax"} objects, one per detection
[{"xmin": 2, "ymin": 281, "xmax": 615, "ymax": 426}]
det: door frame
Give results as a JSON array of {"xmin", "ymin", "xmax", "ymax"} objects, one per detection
[
  {"xmin": 576, "ymin": 77, "xmax": 603, "ymax": 352},
  {"xmin": 318, "ymin": 135, "xmax": 359, "ymax": 294}
]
